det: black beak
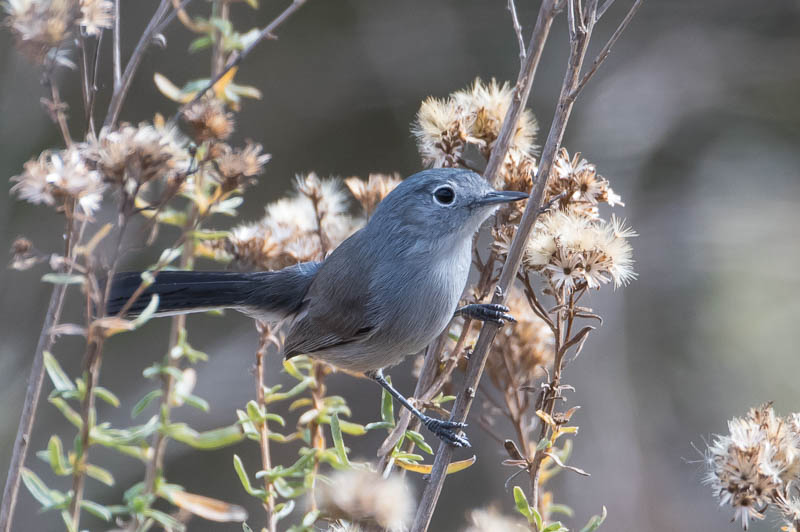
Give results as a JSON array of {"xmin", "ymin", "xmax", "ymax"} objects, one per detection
[{"xmin": 477, "ymin": 190, "xmax": 529, "ymax": 206}]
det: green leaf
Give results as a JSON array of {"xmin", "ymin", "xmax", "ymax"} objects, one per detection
[
  {"xmin": 549, "ymin": 504, "xmax": 574, "ymax": 517},
  {"xmin": 189, "ymin": 35, "xmax": 212, "ymax": 53},
  {"xmin": 513, "ymin": 486, "xmax": 541, "ymax": 528},
  {"xmin": 41, "ymin": 273, "xmax": 85, "ymax": 285},
  {"xmin": 167, "ymin": 423, "xmax": 243, "ymax": 450},
  {"xmin": 183, "ymin": 394, "xmax": 210, "ymax": 413},
  {"xmin": 579, "ymin": 506, "xmax": 608, "ymax": 532},
  {"xmin": 536, "ymin": 437, "xmax": 551, "ymax": 451},
  {"xmin": 391, "ymin": 452, "xmax": 424, "ymax": 462},
  {"xmin": 49, "ymin": 397, "xmax": 83, "ymax": 428},
  {"xmin": 21, "ymin": 468, "xmax": 67, "ymax": 508},
  {"xmin": 265, "ymin": 413, "xmax": 286, "ymax": 427},
  {"xmin": 542, "ymin": 523, "xmax": 568, "ymax": 532},
  {"xmin": 46, "ymin": 436, "xmax": 70, "ymax": 475},
  {"xmin": 329, "ymin": 414, "xmax": 350, "ymax": 468},
  {"xmin": 81, "ymin": 500, "xmax": 112, "ymax": 521},
  {"xmin": 86, "ymin": 464, "xmax": 114, "ymax": 486},
  {"xmin": 131, "ymin": 294, "xmax": 160, "ymax": 328},
  {"xmin": 381, "ymin": 381, "xmax": 394, "ymax": 426},
  {"xmin": 233, "ymin": 455, "xmax": 266, "ymax": 498},
  {"xmin": 301, "ymin": 509, "xmax": 320, "ymax": 527},
  {"xmin": 242, "ymin": 524, "xmax": 253, "ymax": 532},
  {"xmin": 365, "ymin": 421, "xmax": 394, "ymax": 431},
  {"xmin": 94, "ymin": 386, "xmax": 120, "ymax": 408},
  {"xmin": 43, "ymin": 351, "xmax": 74, "ymax": 392},
  {"xmin": 132, "ymin": 390, "xmax": 162, "ymax": 418},
  {"xmin": 405, "ymin": 430, "xmax": 433, "ymax": 455},
  {"xmin": 145, "ymin": 508, "xmax": 185, "ymax": 531},
  {"xmin": 274, "ymin": 500, "xmax": 295, "ymax": 522}
]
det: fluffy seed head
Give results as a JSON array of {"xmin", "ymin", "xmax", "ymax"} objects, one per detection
[
  {"xmin": 316, "ymin": 470, "xmax": 412, "ymax": 532},
  {"xmin": 4, "ymin": 0, "xmax": 77, "ymax": 63},
  {"xmin": 344, "ymin": 173, "xmax": 402, "ymax": 218},
  {"xmin": 182, "ymin": 97, "xmax": 235, "ymax": 142},
  {"xmin": 78, "ymin": 0, "xmax": 111, "ymax": 36},
  {"xmin": 462, "ymin": 508, "xmax": 529, "ymax": 532},
  {"xmin": 214, "ymin": 141, "xmax": 270, "ymax": 193},
  {"xmin": 11, "ymin": 146, "xmax": 105, "ymax": 215}
]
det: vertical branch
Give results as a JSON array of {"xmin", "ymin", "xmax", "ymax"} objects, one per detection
[
  {"xmin": 411, "ymin": 1, "xmax": 608, "ymax": 529},
  {"xmin": 113, "ymin": 0, "xmax": 122, "ymax": 90},
  {"xmin": 255, "ymin": 322, "xmax": 277, "ymax": 532}
]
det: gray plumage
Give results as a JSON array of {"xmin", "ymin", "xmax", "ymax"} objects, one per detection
[{"xmin": 108, "ymin": 168, "xmax": 526, "ymax": 373}]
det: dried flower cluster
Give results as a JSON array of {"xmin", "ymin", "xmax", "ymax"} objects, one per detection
[
  {"xmin": 704, "ymin": 404, "xmax": 800, "ymax": 530},
  {"xmin": 463, "ymin": 507, "xmax": 529, "ymax": 532},
  {"xmin": 212, "ymin": 141, "xmax": 270, "ymax": 193},
  {"xmin": 182, "ymin": 97, "xmax": 235, "ymax": 142},
  {"xmin": 4, "ymin": 0, "xmax": 112, "ymax": 64},
  {"xmin": 412, "ymin": 78, "xmax": 538, "ymax": 169},
  {"xmin": 221, "ymin": 173, "xmax": 360, "ymax": 269},
  {"xmin": 546, "ymin": 148, "xmax": 622, "ymax": 217},
  {"xmin": 316, "ymin": 470, "xmax": 413, "ymax": 532},
  {"xmin": 82, "ymin": 121, "xmax": 190, "ymax": 193},
  {"xmin": 11, "ymin": 146, "xmax": 105, "ymax": 215},
  {"xmin": 344, "ymin": 173, "xmax": 402, "ymax": 218}
]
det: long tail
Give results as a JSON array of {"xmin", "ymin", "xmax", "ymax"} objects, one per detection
[{"xmin": 106, "ymin": 262, "xmax": 321, "ymax": 320}]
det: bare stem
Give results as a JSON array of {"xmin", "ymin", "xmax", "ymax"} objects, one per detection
[
  {"xmin": 113, "ymin": 0, "xmax": 121, "ymax": 89},
  {"xmin": 411, "ymin": 0, "xmax": 617, "ymax": 528},
  {"xmin": 256, "ymin": 323, "xmax": 277, "ymax": 532},
  {"xmin": 104, "ymin": 0, "xmax": 172, "ymax": 129},
  {"xmin": 507, "ymin": 0, "xmax": 527, "ymax": 63}
]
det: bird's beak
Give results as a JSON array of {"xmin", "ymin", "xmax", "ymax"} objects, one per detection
[{"xmin": 476, "ymin": 190, "xmax": 529, "ymax": 206}]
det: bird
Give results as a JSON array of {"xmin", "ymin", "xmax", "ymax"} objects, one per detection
[{"xmin": 107, "ymin": 168, "xmax": 527, "ymax": 447}]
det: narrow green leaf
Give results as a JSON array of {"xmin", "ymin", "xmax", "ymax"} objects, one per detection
[
  {"xmin": 81, "ymin": 500, "xmax": 112, "ymax": 521},
  {"xmin": 145, "ymin": 508, "xmax": 185, "ymax": 531},
  {"xmin": 329, "ymin": 414, "xmax": 350, "ymax": 468},
  {"xmin": 86, "ymin": 464, "xmax": 114, "ymax": 486},
  {"xmin": 131, "ymin": 294, "xmax": 160, "ymax": 328},
  {"xmin": 49, "ymin": 397, "xmax": 83, "ymax": 428},
  {"xmin": 47, "ymin": 436, "xmax": 70, "ymax": 475},
  {"xmin": 381, "ymin": 381, "xmax": 394, "ymax": 426},
  {"xmin": 542, "ymin": 523, "xmax": 567, "ymax": 532},
  {"xmin": 43, "ymin": 351, "xmax": 74, "ymax": 392},
  {"xmin": 94, "ymin": 386, "xmax": 120, "ymax": 408},
  {"xmin": 549, "ymin": 504, "xmax": 574, "ymax": 517},
  {"xmin": 41, "ymin": 273, "xmax": 85, "ymax": 285},
  {"xmin": 242, "ymin": 523, "xmax": 253, "ymax": 532},
  {"xmin": 365, "ymin": 421, "xmax": 394, "ymax": 431},
  {"xmin": 301, "ymin": 509, "xmax": 320, "ymax": 527},
  {"xmin": 536, "ymin": 437, "xmax": 551, "ymax": 451},
  {"xmin": 233, "ymin": 455, "xmax": 265, "ymax": 498},
  {"xmin": 21, "ymin": 468, "xmax": 59, "ymax": 507},
  {"xmin": 183, "ymin": 394, "xmax": 210, "ymax": 412},
  {"xmin": 131, "ymin": 390, "xmax": 162, "ymax": 418},
  {"xmin": 167, "ymin": 423, "xmax": 243, "ymax": 450},
  {"xmin": 513, "ymin": 486, "xmax": 535, "ymax": 524},
  {"xmin": 405, "ymin": 430, "xmax": 433, "ymax": 455},
  {"xmin": 265, "ymin": 413, "xmax": 286, "ymax": 427},
  {"xmin": 274, "ymin": 500, "xmax": 295, "ymax": 522},
  {"xmin": 189, "ymin": 35, "xmax": 212, "ymax": 53},
  {"xmin": 579, "ymin": 506, "xmax": 608, "ymax": 532}
]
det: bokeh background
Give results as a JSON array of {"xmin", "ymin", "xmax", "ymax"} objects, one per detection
[{"xmin": 2, "ymin": 1, "xmax": 799, "ymax": 530}]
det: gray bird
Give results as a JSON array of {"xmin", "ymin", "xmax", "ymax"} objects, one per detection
[{"xmin": 108, "ymin": 168, "xmax": 527, "ymax": 446}]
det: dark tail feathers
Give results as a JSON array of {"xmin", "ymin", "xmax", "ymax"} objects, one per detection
[{"xmin": 106, "ymin": 262, "xmax": 321, "ymax": 319}]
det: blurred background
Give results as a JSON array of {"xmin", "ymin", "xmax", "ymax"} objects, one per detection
[{"xmin": 1, "ymin": 1, "xmax": 799, "ymax": 530}]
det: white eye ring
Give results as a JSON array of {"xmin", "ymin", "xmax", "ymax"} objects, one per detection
[{"xmin": 433, "ymin": 185, "xmax": 456, "ymax": 206}]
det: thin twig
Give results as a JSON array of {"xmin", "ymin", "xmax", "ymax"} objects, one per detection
[
  {"xmin": 410, "ymin": 0, "xmax": 639, "ymax": 527},
  {"xmin": 104, "ymin": 0, "xmax": 172, "ymax": 129},
  {"xmin": 507, "ymin": 0, "xmax": 527, "ymax": 63},
  {"xmin": 86, "ymin": 31, "xmax": 104, "ymax": 136},
  {"xmin": 255, "ymin": 323, "xmax": 277, "ymax": 532},
  {"xmin": 571, "ymin": 0, "xmax": 644, "ymax": 98},
  {"xmin": 113, "ymin": 0, "xmax": 121, "ymax": 89},
  {"xmin": 597, "ymin": 0, "xmax": 616, "ymax": 19},
  {"xmin": 170, "ymin": 0, "xmax": 307, "ymax": 124}
]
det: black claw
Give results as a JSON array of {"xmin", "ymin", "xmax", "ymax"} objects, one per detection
[
  {"xmin": 424, "ymin": 417, "xmax": 471, "ymax": 448},
  {"xmin": 457, "ymin": 303, "xmax": 517, "ymax": 325}
]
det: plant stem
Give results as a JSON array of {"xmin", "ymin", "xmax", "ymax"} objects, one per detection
[{"xmin": 255, "ymin": 323, "xmax": 277, "ymax": 532}]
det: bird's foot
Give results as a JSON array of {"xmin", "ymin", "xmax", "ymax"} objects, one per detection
[
  {"xmin": 456, "ymin": 303, "xmax": 516, "ymax": 325},
  {"xmin": 423, "ymin": 416, "xmax": 470, "ymax": 448}
]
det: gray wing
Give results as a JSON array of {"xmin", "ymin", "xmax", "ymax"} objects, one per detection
[{"xmin": 283, "ymin": 232, "xmax": 376, "ymax": 358}]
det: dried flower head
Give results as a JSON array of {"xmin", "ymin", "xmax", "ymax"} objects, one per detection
[
  {"xmin": 221, "ymin": 174, "xmax": 361, "ymax": 269},
  {"xmin": 486, "ymin": 288, "xmax": 555, "ymax": 389},
  {"xmin": 412, "ymin": 78, "xmax": 538, "ymax": 170},
  {"xmin": 546, "ymin": 148, "xmax": 623, "ymax": 218},
  {"xmin": 213, "ymin": 141, "xmax": 270, "ymax": 193},
  {"xmin": 83, "ymin": 121, "xmax": 190, "ymax": 194},
  {"xmin": 704, "ymin": 404, "xmax": 800, "ymax": 530},
  {"xmin": 9, "ymin": 237, "xmax": 47, "ymax": 271},
  {"xmin": 344, "ymin": 173, "xmax": 402, "ymax": 218},
  {"xmin": 11, "ymin": 146, "xmax": 105, "ymax": 215},
  {"xmin": 453, "ymin": 78, "xmax": 538, "ymax": 159},
  {"xmin": 182, "ymin": 97, "xmax": 235, "ymax": 142},
  {"xmin": 462, "ymin": 507, "xmax": 529, "ymax": 532},
  {"xmin": 412, "ymin": 96, "xmax": 467, "ymax": 168},
  {"xmin": 316, "ymin": 470, "xmax": 412, "ymax": 532},
  {"xmin": 521, "ymin": 212, "xmax": 636, "ymax": 290},
  {"xmin": 78, "ymin": 0, "xmax": 111, "ymax": 36},
  {"xmin": 4, "ymin": 0, "xmax": 77, "ymax": 63}
]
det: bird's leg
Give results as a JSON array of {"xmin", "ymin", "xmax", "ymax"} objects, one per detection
[
  {"xmin": 367, "ymin": 368, "xmax": 470, "ymax": 448},
  {"xmin": 455, "ymin": 303, "xmax": 516, "ymax": 324}
]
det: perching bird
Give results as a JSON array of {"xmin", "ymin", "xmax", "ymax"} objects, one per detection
[{"xmin": 107, "ymin": 168, "xmax": 527, "ymax": 446}]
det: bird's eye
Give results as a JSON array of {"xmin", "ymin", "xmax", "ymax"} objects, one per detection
[{"xmin": 433, "ymin": 186, "xmax": 456, "ymax": 205}]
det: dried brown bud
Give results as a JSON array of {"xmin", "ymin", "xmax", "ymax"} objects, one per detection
[{"xmin": 182, "ymin": 97, "xmax": 235, "ymax": 142}]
